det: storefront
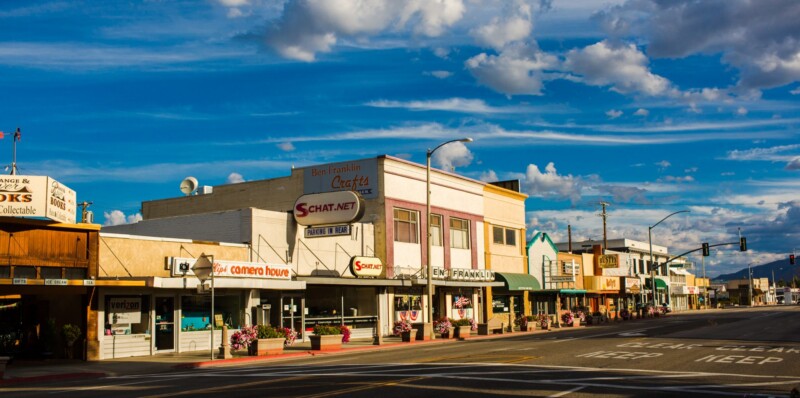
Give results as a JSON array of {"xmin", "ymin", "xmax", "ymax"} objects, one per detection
[
  {"xmin": 584, "ymin": 276, "xmax": 621, "ymax": 319},
  {"xmin": 491, "ymin": 272, "xmax": 540, "ymax": 322},
  {"xmin": 645, "ymin": 277, "xmax": 669, "ymax": 305}
]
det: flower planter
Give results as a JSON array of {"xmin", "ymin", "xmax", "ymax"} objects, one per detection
[
  {"xmin": 401, "ymin": 329, "xmax": 418, "ymax": 342},
  {"xmin": 572, "ymin": 321, "xmax": 581, "ymax": 328},
  {"xmin": 310, "ymin": 334, "xmax": 342, "ymax": 351},
  {"xmin": 251, "ymin": 338, "xmax": 285, "ymax": 356},
  {"xmin": 520, "ymin": 324, "xmax": 534, "ymax": 332},
  {"xmin": 440, "ymin": 327, "xmax": 455, "ymax": 339},
  {"xmin": 454, "ymin": 325, "xmax": 471, "ymax": 339}
]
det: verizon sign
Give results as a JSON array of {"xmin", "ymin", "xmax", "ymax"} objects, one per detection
[
  {"xmin": 0, "ymin": 175, "xmax": 76, "ymax": 223},
  {"xmin": 293, "ymin": 191, "xmax": 365, "ymax": 226},
  {"xmin": 170, "ymin": 257, "xmax": 292, "ymax": 280},
  {"xmin": 349, "ymin": 256, "xmax": 383, "ymax": 277}
]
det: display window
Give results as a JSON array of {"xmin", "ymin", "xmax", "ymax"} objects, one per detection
[
  {"xmin": 393, "ymin": 288, "xmax": 422, "ymax": 323},
  {"xmin": 180, "ymin": 295, "xmax": 241, "ymax": 331},
  {"xmin": 105, "ymin": 295, "xmax": 151, "ymax": 336}
]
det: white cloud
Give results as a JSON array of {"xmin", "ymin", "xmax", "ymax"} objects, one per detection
[
  {"xmin": 431, "ymin": 141, "xmax": 473, "ymax": 171},
  {"xmin": 736, "ymin": 106, "xmax": 748, "ymax": 116},
  {"xmin": 465, "ymin": 43, "xmax": 558, "ymax": 96},
  {"xmin": 596, "ymin": 1, "xmax": 800, "ymax": 91},
  {"xmin": 786, "ymin": 157, "xmax": 800, "ymax": 170},
  {"xmin": 522, "ymin": 162, "xmax": 584, "ymax": 204},
  {"xmin": 661, "ymin": 175, "xmax": 695, "ymax": 183},
  {"xmin": 479, "ymin": 169, "xmax": 499, "ymax": 182},
  {"xmin": 656, "ymin": 160, "xmax": 671, "ymax": 169},
  {"xmin": 634, "ymin": 108, "xmax": 649, "ymax": 116},
  {"xmin": 606, "ymin": 109, "xmax": 622, "ymax": 119},
  {"xmin": 226, "ymin": 172, "xmax": 245, "ymax": 183},
  {"xmin": 103, "ymin": 210, "xmax": 143, "ymax": 226},
  {"xmin": 427, "ymin": 70, "xmax": 452, "ymax": 79},
  {"xmin": 470, "ymin": 0, "xmax": 533, "ymax": 50},
  {"xmin": 563, "ymin": 40, "xmax": 672, "ymax": 96},
  {"xmin": 791, "ymin": 87, "xmax": 800, "ymax": 95},
  {"xmin": 726, "ymin": 144, "xmax": 800, "ymax": 162},
  {"xmin": 277, "ymin": 141, "xmax": 296, "ymax": 151},
  {"xmin": 366, "ymin": 98, "xmax": 526, "ymax": 114},
  {"xmin": 264, "ymin": 0, "xmax": 466, "ymax": 62},
  {"xmin": 432, "ymin": 47, "xmax": 450, "ymax": 59}
]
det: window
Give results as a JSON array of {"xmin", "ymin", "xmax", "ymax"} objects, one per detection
[
  {"xmin": 40, "ymin": 267, "xmax": 62, "ymax": 279},
  {"xmin": 450, "ymin": 217, "xmax": 470, "ymax": 249},
  {"xmin": 393, "ymin": 208, "xmax": 419, "ymax": 243},
  {"xmin": 430, "ymin": 214, "xmax": 442, "ymax": 246},
  {"xmin": 492, "ymin": 226, "xmax": 517, "ymax": 246}
]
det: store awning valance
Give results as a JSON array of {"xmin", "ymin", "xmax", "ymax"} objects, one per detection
[
  {"xmin": 645, "ymin": 279, "xmax": 669, "ymax": 290},
  {"xmin": 559, "ymin": 289, "xmax": 586, "ymax": 294},
  {"xmin": 494, "ymin": 272, "xmax": 541, "ymax": 291}
]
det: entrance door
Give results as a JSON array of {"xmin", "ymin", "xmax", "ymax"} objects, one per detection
[
  {"xmin": 280, "ymin": 295, "xmax": 304, "ymax": 341},
  {"xmin": 154, "ymin": 297, "xmax": 175, "ymax": 352}
]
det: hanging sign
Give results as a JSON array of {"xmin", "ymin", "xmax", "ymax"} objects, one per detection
[
  {"xmin": 349, "ymin": 256, "xmax": 383, "ymax": 277},
  {"xmin": 293, "ymin": 191, "xmax": 365, "ymax": 226},
  {"xmin": 0, "ymin": 175, "xmax": 76, "ymax": 223}
]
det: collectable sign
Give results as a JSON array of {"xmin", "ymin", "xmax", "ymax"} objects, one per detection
[{"xmin": 0, "ymin": 175, "xmax": 77, "ymax": 223}]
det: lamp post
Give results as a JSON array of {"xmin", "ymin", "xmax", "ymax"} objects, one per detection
[
  {"xmin": 426, "ymin": 137, "xmax": 473, "ymax": 340},
  {"xmin": 748, "ymin": 261, "xmax": 755, "ymax": 306},
  {"xmin": 648, "ymin": 210, "xmax": 689, "ymax": 307}
]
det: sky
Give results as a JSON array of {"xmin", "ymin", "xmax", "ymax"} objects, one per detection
[{"xmin": 1, "ymin": 0, "xmax": 799, "ymax": 277}]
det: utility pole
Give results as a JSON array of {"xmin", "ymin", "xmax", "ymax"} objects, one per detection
[
  {"xmin": 9, "ymin": 128, "xmax": 21, "ymax": 175},
  {"xmin": 598, "ymin": 201, "xmax": 610, "ymax": 253}
]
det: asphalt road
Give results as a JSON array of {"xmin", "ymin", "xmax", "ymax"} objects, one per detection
[{"xmin": 4, "ymin": 306, "xmax": 800, "ymax": 397}]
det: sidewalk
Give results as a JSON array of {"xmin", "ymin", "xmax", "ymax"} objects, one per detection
[
  {"xmin": 0, "ymin": 326, "xmax": 571, "ymax": 385},
  {"xmin": 1, "ymin": 316, "xmax": 681, "ymax": 386}
]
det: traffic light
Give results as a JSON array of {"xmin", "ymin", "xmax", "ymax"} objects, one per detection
[
  {"xmin": 791, "ymin": 254, "xmax": 796, "ymax": 265},
  {"xmin": 739, "ymin": 237, "xmax": 747, "ymax": 251},
  {"xmin": 702, "ymin": 242, "xmax": 710, "ymax": 256}
]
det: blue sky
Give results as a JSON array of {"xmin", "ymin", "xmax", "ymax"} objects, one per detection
[{"xmin": 1, "ymin": 0, "xmax": 799, "ymax": 277}]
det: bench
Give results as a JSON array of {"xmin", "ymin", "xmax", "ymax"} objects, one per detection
[{"xmin": 477, "ymin": 317, "xmax": 505, "ymax": 335}]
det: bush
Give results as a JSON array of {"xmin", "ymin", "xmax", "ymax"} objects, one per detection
[
  {"xmin": 312, "ymin": 324, "xmax": 350, "ymax": 343},
  {"xmin": 393, "ymin": 320, "xmax": 413, "ymax": 336},
  {"xmin": 451, "ymin": 318, "xmax": 471, "ymax": 327},
  {"xmin": 433, "ymin": 317, "xmax": 452, "ymax": 334}
]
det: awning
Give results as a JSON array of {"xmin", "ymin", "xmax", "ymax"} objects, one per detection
[
  {"xmin": 559, "ymin": 289, "xmax": 587, "ymax": 294},
  {"xmin": 645, "ymin": 279, "xmax": 669, "ymax": 290},
  {"xmin": 494, "ymin": 272, "xmax": 541, "ymax": 291}
]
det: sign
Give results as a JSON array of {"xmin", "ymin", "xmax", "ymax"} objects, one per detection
[
  {"xmin": 586, "ymin": 276, "xmax": 619, "ymax": 291},
  {"xmin": 83, "ymin": 279, "xmax": 95, "ymax": 286},
  {"xmin": 44, "ymin": 279, "xmax": 68, "ymax": 286},
  {"xmin": 12, "ymin": 278, "xmax": 27, "ymax": 285},
  {"xmin": 108, "ymin": 297, "xmax": 142, "ymax": 324},
  {"xmin": 293, "ymin": 191, "xmax": 365, "ymax": 226},
  {"xmin": 305, "ymin": 224, "xmax": 351, "ymax": 238},
  {"xmin": 625, "ymin": 278, "xmax": 641, "ymax": 294},
  {"xmin": 550, "ymin": 275, "xmax": 574, "ymax": 283},
  {"xmin": 598, "ymin": 254, "xmax": 619, "ymax": 268},
  {"xmin": 350, "ymin": 256, "xmax": 383, "ymax": 277},
  {"xmin": 0, "ymin": 175, "xmax": 77, "ymax": 223},
  {"xmin": 682, "ymin": 286, "xmax": 700, "ymax": 295},
  {"xmin": 170, "ymin": 257, "xmax": 292, "ymax": 280},
  {"xmin": 431, "ymin": 266, "xmax": 495, "ymax": 282},
  {"xmin": 303, "ymin": 158, "xmax": 379, "ymax": 199},
  {"xmin": 214, "ymin": 314, "xmax": 224, "ymax": 327}
]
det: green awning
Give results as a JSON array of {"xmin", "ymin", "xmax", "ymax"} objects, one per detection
[
  {"xmin": 559, "ymin": 289, "xmax": 586, "ymax": 294},
  {"xmin": 645, "ymin": 279, "xmax": 669, "ymax": 290},
  {"xmin": 494, "ymin": 272, "xmax": 541, "ymax": 291}
]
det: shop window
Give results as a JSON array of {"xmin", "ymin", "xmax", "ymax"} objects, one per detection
[
  {"xmin": 105, "ymin": 295, "xmax": 151, "ymax": 335},
  {"xmin": 180, "ymin": 295, "xmax": 241, "ymax": 331},
  {"xmin": 40, "ymin": 267, "xmax": 62, "ymax": 280},
  {"xmin": 65, "ymin": 268, "xmax": 87, "ymax": 279},
  {"xmin": 450, "ymin": 217, "xmax": 470, "ymax": 249},
  {"xmin": 393, "ymin": 288, "xmax": 423, "ymax": 322},
  {"xmin": 492, "ymin": 296, "xmax": 509, "ymax": 313},
  {"xmin": 450, "ymin": 293, "xmax": 474, "ymax": 320},
  {"xmin": 430, "ymin": 214, "xmax": 442, "ymax": 246},
  {"xmin": 0, "ymin": 266, "xmax": 9, "ymax": 278},
  {"xmin": 393, "ymin": 208, "xmax": 419, "ymax": 243},
  {"xmin": 13, "ymin": 266, "xmax": 35, "ymax": 279}
]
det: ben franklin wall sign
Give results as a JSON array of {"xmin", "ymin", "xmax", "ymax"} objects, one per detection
[{"xmin": 303, "ymin": 158, "xmax": 378, "ymax": 199}]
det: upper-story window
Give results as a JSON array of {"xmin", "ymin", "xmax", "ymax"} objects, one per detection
[
  {"xmin": 492, "ymin": 226, "xmax": 517, "ymax": 246},
  {"xmin": 393, "ymin": 208, "xmax": 418, "ymax": 243},
  {"xmin": 430, "ymin": 214, "xmax": 442, "ymax": 246},
  {"xmin": 450, "ymin": 217, "xmax": 470, "ymax": 249}
]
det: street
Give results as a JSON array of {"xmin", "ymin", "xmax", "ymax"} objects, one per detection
[{"xmin": 3, "ymin": 306, "xmax": 800, "ymax": 397}]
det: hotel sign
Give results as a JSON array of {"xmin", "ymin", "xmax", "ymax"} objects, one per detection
[
  {"xmin": 0, "ymin": 175, "xmax": 77, "ymax": 223},
  {"xmin": 170, "ymin": 257, "xmax": 292, "ymax": 280},
  {"xmin": 350, "ymin": 256, "xmax": 383, "ymax": 278},
  {"xmin": 598, "ymin": 254, "xmax": 619, "ymax": 268},
  {"xmin": 293, "ymin": 191, "xmax": 365, "ymax": 226}
]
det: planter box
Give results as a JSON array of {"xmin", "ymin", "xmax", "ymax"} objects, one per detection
[
  {"xmin": 520, "ymin": 324, "xmax": 535, "ymax": 332},
  {"xmin": 251, "ymin": 338, "xmax": 285, "ymax": 356},
  {"xmin": 310, "ymin": 334, "xmax": 342, "ymax": 351},
  {"xmin": 401, "ymin": 329, "xmax": 417, "ymax": 342},
  {"xmin": 454, "ymin": 325, "xmax": 471, "ymax": 339},
  {"xmin": 572, "ymin": 321, "xmax": 581, "ymax": 328},
  {"xmin": 440, "ymin": 327, "xmax": 455, "ymax": 339},
  {"xmin": 416, "ymin": 323, "xmax": 432, "ymax": 341}
]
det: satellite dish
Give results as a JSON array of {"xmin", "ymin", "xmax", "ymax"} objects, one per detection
[{"xmin": 180, "ymin": 176, "xmax": 198, "ymax": 196}]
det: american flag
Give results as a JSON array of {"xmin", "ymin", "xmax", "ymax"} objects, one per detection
[{"xmin": 453, "ymin": 296, "xmax": 471, "ymax": 308}]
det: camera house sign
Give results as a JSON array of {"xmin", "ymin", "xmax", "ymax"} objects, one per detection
[
  {"xmin": 170, "ymin": 257, "xmax": 292, "ymax": 280},
  {"xmin": 293, "ymin": 191, "xmax": 365, "ymax": 226}
]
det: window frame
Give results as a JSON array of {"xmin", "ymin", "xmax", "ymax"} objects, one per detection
[
  {"xmin": 449, "ymin": 217, "xmax": 470, "ymax": 249},
  {"xmin": 393, "ymin": 208, "xmax": 419, "ymax": 243},
  {"xmin": 430, "ymin": 214, "xmax": 443, "ymax": 247}
]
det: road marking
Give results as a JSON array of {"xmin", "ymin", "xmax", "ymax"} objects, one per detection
[{"xmin": 548, "ymin": 385, "xmax": 585, "ymax": 397}]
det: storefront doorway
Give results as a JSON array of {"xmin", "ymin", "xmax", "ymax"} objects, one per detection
[
  {"xmin": 280, "ymin": 295, "xmax": 304, "ymax": 339},
  {"xmin": 154, "ymin": 296, "xmax": 175, "ymax": 352}
]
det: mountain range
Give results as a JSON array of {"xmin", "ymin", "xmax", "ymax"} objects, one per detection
[{"xmin": 713, "ymin": 259, "xmax": 800, "ymax": 285}]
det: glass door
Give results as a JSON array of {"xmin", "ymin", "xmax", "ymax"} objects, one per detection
[
  {"xmin": 154, "ymin": 296, "xmax": 175, "ymax": 352},
  {"xmin": 280, "ymin": 295, "xmax": 304, "ymax": 341}
]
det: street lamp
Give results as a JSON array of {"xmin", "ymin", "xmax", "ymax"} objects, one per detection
[
  {"xmin": 648, "ymin": 210, "xmax": 689, "ymax": 307},
  {"xmin": 748, "ymin": 261, "xmax": 756, "ymax": 306},
  {"xmin": 426, "ymin": 137, "xmax": 473, "ymax": 340}
]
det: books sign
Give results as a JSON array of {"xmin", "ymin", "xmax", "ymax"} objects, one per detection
[{"xmin": 0, "ymin": 175, "xmax": 76, "ymax": 223}]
